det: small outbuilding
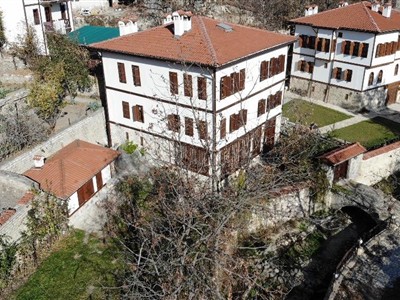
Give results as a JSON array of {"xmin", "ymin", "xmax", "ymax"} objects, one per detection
[{"xmin": 24, "ymin": 140, "xmax": 119, "ymax": 215}]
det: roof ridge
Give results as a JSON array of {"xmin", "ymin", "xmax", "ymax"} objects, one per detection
[
  {"xmin": 196, "ymin": 16, "xmax": 219, "ymax": 66},
  {"xmin": 361, "ymin": 1, "xmax": 381, "ymax": 33},
  {"xmin": 292, "ymin": 1, "xmax": 361, "ymax": 22}
]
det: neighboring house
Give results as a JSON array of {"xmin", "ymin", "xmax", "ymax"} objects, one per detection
[
  {"xmin": 290, "ymin": 1, "xmax": 400, "ymax": 110},
  {"xmin": 23, "ymin": 140, "xmax": 119, "ymax": 216},
  {"xmin": 70, "ymin": 0, "xmax": 115, "ymax": 10},
  {"xmin": 0, "ymin": 0, "xmax": 74, "ymax": 54},
  {"xmin": 0, "ymin": 171, "xmax": 38, "ymax": 242},
  {"xmin": 90, "ymin": 10, "xmax": 296, "ymax": 179}
]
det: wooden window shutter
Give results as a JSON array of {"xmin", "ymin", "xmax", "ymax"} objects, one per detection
[
  {"xmin": 361, "ymin": 43, "xmax": 369, "ymax": 58},
  {"xmin": 220, "ymin": 118, "xmax": 226, "ymax": 139},
  {"xmin": 198, "ymin": 77, "xmax": 207, "ymax": 100},
  {"xmin": 239, "ymin": 109, "xmax": 247, "ymax": 126},
  {"xmin": 346, "ymin": 69, "xmax": 353, "ymax": 82},
  {"xmin": 331, "ymin": 39, "xmax": 337, "ymax": 53},
  {"xmin": 304, "ymin": 61, "xmax": 309, "ymax": 73},
  {"xmin": 341, "ymin": 40, "xmax": 347, "ymax": 54},
  {"xmin": 232, "ymin": 72, "xmax": 239, "ymax": 93},
  {"xmin": 368, "ymin": 72, "xmax": 374, "ymax": 85},
  {"xmin": 376, "ymin": 44, "xmax": 381, "ymax": 57},
  {"xmin": 258, "ymin": 99, "xmax": 266, "ymax": 117},
  {"xmin": 279, "ymin": 55, "xmax": 285, "ymax": 73},
  {"xmin": 122, "ymin": 101, "xmax": 130, "ymax": 119},
  {"xmin": 343, "ymin": 70, "xmax": 348, "ymax": 82},
  {"xmin": 297, "ymin": 60, "xmax": 303, "ymax": 71},
  {"xmin": 185, "ymin": 117, "xmax": 193, "ymax": 136},
  {"xmin": 168, "ymin": 114, "xmax": 180, "ymax": 132},
  {"xmin": 392, "ymin": 41, "xmax": 397, "ymax": 54},
  {"xmin": 308, "ymin": 62, "xmax": 314, "ymax": 74},
  {"xmin": 320, "ymin": 38, "xmax": 325, "ymax": 52},
  {"xmin": 229, "ymin": 114, "xmax": 236, "ymax": 133},
  {"xmin": 349, "ymin": 42, "xmax": 355, "ymax": 55},
  {"xmin": 260, "ymin": 61, "xmax": 268, "ymax": 81},
  {"xmin": 324, "ymin": 39, "xmax": 330, "ymax": 52},
  {"xmin": 132, "ymin": 65, "xmax": 141, "ymax": 86},
  {"xmin": 385, "ymin": 42, "xmax": 391, "ymax": 56},
  {"xmin": 332, "ymin": 67, "xmax": 338, "ymax": 79},
  {"xmin": 33, "ymin": 9, "xmax": 40, "ymax": 25},
  {"xmin": 239, "ymin": 69, "xmax": 245, "ymax": 90},
  {"xmin": 266, "ymin": 95, "xmax": 272, "ymax": 110},
  {"xmin": 169, "ymin": 72, "xmax": 178, "ymax": 95},
  {"xmin": 132, "ymin": 105, "xmax": 144, "ymax": 122},
  {"xmin": 268, "ymin": 58, "xmax": 274, "ymax": 76},
  {"xmin": 198, "ymin": 121, "xmax": 207, "ymax": 140},
  {"xmin": 377, "ymin": 70, "xmax": 383, "ymax": 83},
  {"xmin": 183, "ymin": 73, "xmax": 193, "ymax": 97},
  {"xmin": 118, "ymin": 62, "xmax": 126, "ymax": 83},
  {"xmin": 336, "ymin": 68, "xmax": 342, "ymax": 80},
  {"xmin": 298, "ymin": 35, "xmax": 304, "ymax": 47}
]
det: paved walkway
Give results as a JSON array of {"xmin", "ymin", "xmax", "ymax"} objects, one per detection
[{"xmin": 284, "ymin": 91, "xmax": 400, "ymax": 134}]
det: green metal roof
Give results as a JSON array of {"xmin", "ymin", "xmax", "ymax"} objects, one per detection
[{"xmin": 68, "ymin": 26, "xmax": 119, "ymax": 45}]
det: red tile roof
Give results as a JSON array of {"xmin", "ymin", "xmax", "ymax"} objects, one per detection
[
  {"xmin": 17, "ymin": 191, "xmax": 35, "ymax": 205},
  {"xmin": 291, "ymin": 1, "xmax": 400, "ymax": 33},
  {"xmin": 0, "ymin": 209, "xmax": 16, "ymax": 226},
  {"xmin": 363, "ymin": 140, "xmax": 400, "ymax": 160},
  {"xmin": 91, "ymin": 15, "xmax": 296, "ymax": 67},
  {"xmin": 319, "ymin": 142, "xmax": 366, "ymax": 165},
  {"xmin": 24, "ymin": 140, "xmax": 119, "ymax": 199}
]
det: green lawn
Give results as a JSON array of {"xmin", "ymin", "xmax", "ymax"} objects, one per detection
[
  {"xmin": 14, "ymin": 230, "xmax": 121, "ymax": 300},
  {"xmin": 331, "ymin": 117, "xmax": 400, "ymax": 149},
  {"xmin": 283, "ymin": 99, "xmax": 351, "ymax": 127}
]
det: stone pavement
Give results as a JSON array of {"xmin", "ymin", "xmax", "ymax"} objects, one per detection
[{"xmin": 284, "ymin": 91, "xmax": 400, "ymax": 134}]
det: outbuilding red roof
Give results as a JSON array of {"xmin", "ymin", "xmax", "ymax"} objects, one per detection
[
  {"xmin": 91, "ymin": 15, "xmax": 296, "ymax": 67},
  {"xmin": 319, "ymin": 142, "xmax": 366, "ymax": 166},
  {"xmin": 24, "ymin": 140, "xmax": 119, "ymax": 199},
  {"xmin": 291, "ymin": 1, "xmax": 400, "ymax": 33}
]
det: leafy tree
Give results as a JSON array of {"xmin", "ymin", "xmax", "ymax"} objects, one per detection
[
  {"xmin": 27, "ymin": 33, "xmax": 92, "ymax": 128},
  {"xmin": 9, "ymin": 25, "xmax": 40, "ymax": 67},
  {"xmin": 0, "ymin": 236, "xmax": 17, "ymax": 290}
]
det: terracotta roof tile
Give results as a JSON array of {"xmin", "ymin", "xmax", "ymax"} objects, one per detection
[
  {"xmin": 319, "ymin": 142, "xmax": 366, "ymax": 165},
  {"xmin": 17, "ymin": 191, "xmax": 35, "ymax": 205},
  {"xmin": 291, "ymin": 1, "xmax": 400, "ymax": 33},
  {"xmin": 24, "ymin": 140, "xmax": 119, "ymax": 199},
  {"xmin": 363, "ymin": 140, "xmax": 400, "ymax": 160},
  {"xmin": 91, "ymin": 15, "xmax": 296, "ymax": 66},
  {"xmin": 0, "ymin": 209, "xmax": 16, "ymax": 226}
]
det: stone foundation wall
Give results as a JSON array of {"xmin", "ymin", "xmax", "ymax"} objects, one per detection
[{"xmin": 290, "ymin": 77, "xmax": 387, "ymax": 111}]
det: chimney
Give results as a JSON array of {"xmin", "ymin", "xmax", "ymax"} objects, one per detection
[
  {"xmin": 313, "ymin": 5, "xmax": 319, "ymax": 15},
  {"xmin": 383, "ymin": 3, "xmax": 392, "ymax": 18},
  {"xmin": 371, "ymin": 1, "xmax": 380, "ymax": 12},
  {"xmin": 305, "ymin": 5, "xmax": 318, "ymax": 16},
  {"xmin": 338, "ymin": 1, "xmax": 348, "ymax": 7},
  {"xmin": 164, "ymin": 14, "xmax": 173, "ymax": 25},
  {"xmin": 33, "ymin": 155, "xmax": 45, "ymax": 168},
  {"xmin": 183, "ymin": 12, "xmax": 192, "ymax": 32},
  {"xmin": 118, "ymin": 20, "xmax": 138, "ymax": 36},
  {"xmin": 172, "ymin": 11, "xmax": 184, "ymax": 37}
]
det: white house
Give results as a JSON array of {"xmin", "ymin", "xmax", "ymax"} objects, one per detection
[
  {"xmin": 23, "ymin": 140, "xmax": 120, "ymax": 216},
  {"xmin": 0, "ymin": 0, "xmax": 74, "ymax": 54},
  {"xmin": 91, "ymin": 11, "xmax": 296, "ymax": 179},
  {"xmin": 290, "ymin": 1, "xmax": 400, "ymax": 110},
  {"xmin": 70, "ymin": 0, "xmax": 114, "ymax": 11}
]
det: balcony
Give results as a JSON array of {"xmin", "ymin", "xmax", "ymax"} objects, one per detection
[{"xmin": 44, "ymin": 19, "xmax": 72, "ymax": 34}]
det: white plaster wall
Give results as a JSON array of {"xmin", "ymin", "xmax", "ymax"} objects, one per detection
[
  {"xmin": 335, "ymin": 29, "xmax": 375, "ymax": 66},
  {"xmin": 68, "ymin": 192, "xmax": 79, "ymax": 214},
  {"xmin": 0, "ymin": 0, "xmax": 30, "ymax": 46},
  {"xmin": 71, "ymin": 0, "xmax": 109, "ymax": 10},
  {"xmin": 330, "ymin": 60, "xmax": 365, "ymax": 90},
  {"xmin": 347, "ymin": 155, "xmax": 363, "ymax": 180},
  {"xmin": 363, "ymin": 61, "xmax": 400, "ymax": 90},
  {"xmin": 372, "ymin": 32, "xmax": 398, "ymax": 67},
  {"xmin": 102, "ymin": 164, "xmax": 111, "ymax": 184},
  {"xmin": 356, "ymin": 146, "xmax": 400, "ymax": 185}
]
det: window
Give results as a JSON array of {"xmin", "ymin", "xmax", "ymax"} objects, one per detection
[
  {"xmin": 33, "ymin": 9, "xmax": 40, "ymax": 25},
  {"xmin": 239, "ymin": 69, "xmax": 246, "ymax": 90},
  {"xmin": 60, "ymin": 3, "xmax": 66, "ymax": 20},
  {"xmin": 324, "ymin": 63, "xmax": 328, "ymax": 68},
  {"xmin": 376, "ymin": 42, "xmax": 397, "ymax": 58},
  {"xmin": 185, "ymin": 117, "xmax": 193, "ymax": 136},
  {"xmin": 132, "ymin": 105, "xmax": 144, "ymax": 122},
  {"xmin": 331, "ymin": 39, "xmax": 337, "ymax": 53},
  {"xmin": 122, "ymin": 101, "xmax": 130, "ymax": 119},
  {"xmin": 169, "ymin": 72, "xmax": 178, "ymax": 95},
  {"xmin": 180, "ymin": 143, "xmax": 209, "ymax": 176},
  {"xmin": 361, "ymin": 43, "xmax": 369, "ymax": 58},
  {"xmin": 377, "ymin": 70, "xmax": 383, "ymax": 84},
  {"xmin": 368, "ymin": 72, "xmax": 374, "ymax": 86},
  {"xmin": 395, "ymin": 64, "xmax": 399, "ymax": 76},
  {"xmin": 267, "ymin": 91, "xmax": 282, "ymax": 110},
  {"xmin": 297, "ymin": 60, "xmax": 314, "ymax": 74},
  {"xmin": 343, "ymin": 41, "xmax": 351, "ymax": 55},
  {"xmin": 132, "ymin": 65, "xmax": 141, "ymax": 86},
  {"xmin": 324, "ymin": 39, "xmax": 330, "ymax": 52},
  {"xmin": 338, "ymin": 32, "xmax": 343, "ymax": 38},
  {"xmin": 220, "ymin": 69, "xmax": 245, "ymax": 99},
  {"xmin": 344, "ymin": 69, "xmax": 353, "ymax": 82},
  {"xmin": 117, "ymin": 62, "xmax": 126, "ymax": 83},
  {"xmin": 220, "ymin": 118, "xmax": 226, "ymax": 139},
  {"xmin": 197, "ymin": 121, "xmax": 207, "ymax": 140},
  {"xmin": 353, "ymin": 42, "xmax": 360, "ymax": 57},
  {"xmin": 183, "ymin": 73, "xmax": 193, "ymax": 97},
  {"xmin": 197, "ymin": 77, "xmax": 207, "ymax": 100},
  {"xmin": 44, "ymin": 7, "xmax": 52, "ymax": 22},
  {"xmin": 229, "ymin": 114, "xmax": 239, "ymax": 133},
  {"xmin": 239, "ymin": 109, "xmax": 247, "ymax": 127},
  {"xmin": 333, "ymin": 67, "xmax": 342, "ymax": 80},
  {"xmin": 167, "ymin": 114, "xmax": 180, "ymax": 132},
  {"xmin": 258, "ymin": 99, "xmax": 266, "ymax": 117}
]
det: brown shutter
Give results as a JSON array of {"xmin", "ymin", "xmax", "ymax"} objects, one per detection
[
  {"xmin": 118, "ymin": 62, "xmax": 126, "ymax": 83},
  {"xmin": 185, "ymin": 117, "xmax": 193, "ymax": 136},
  {"xmin": 341, "ymin": 40, "xmax": 346, "ymax": 54},
  {"xmin": 376, "ymin": 44, "xmax": 381, "ymax": 58},
  {"xmin": 332, "ymin": 67, "xmax": 338, "ymax": 79},
  {"xmin": 239, "ymin": 69, "xmax": 245, "ymax": 90},
  {"xmin": 184, "ymin": 73, "xmax": 193, "ymax": 97},
  {"xmin": 239, "ymin": 109, "xmax": 247, "ymax": 126},
  {"xmin": 298, "ymin": 35, "xmax": 304, "ymax": 47},
  {"xmin": 331, "ymin": 39, "xmax": 337, "ymax": 53},
  {"xmin": 198, "ymin": 77, "xmax": 207, "ymax": 100},
  {"xmin": 346, "ymin": 69, "xmax": 353, "ymax": 82},
  {"xmin": 232, "ymin": 72, "xmax": 239, "ymax": 93},
  {"xmin": 198, "ymin": 121, "xmax": 207, "ymax": 140},
  {"xmin": 229, "ymin": 114, "xmax": 235, "ymax": 133},
  {"xmin": 260, "ymin": 61, "xmax": 266, "ymax": 81},
  {"xmin": 169, "ymin": 72, "xmax": 178, "ymax": 95},
  {"xmin": 168, "ymin": 114, "xmax": 180, "ymax": 132},
  {"xmin": 308, "ymin": 62, "xmax": 314, "ymax": 74},
  {"xmin": 385, "ymin": 42, "xmax": 391, "ymax": 56},
  {"xmin": 343, "ymin": 70, "xmax": 348, "ymax": 82},
  {"xmin": 279, "ymin": 55, "xmax": 285, "ymax": 73},
  {"xmin": 304, "ymin": 61, "xmax": 309, "ymax": 73},
  {"xmin": 350, "ymin": 42, "xmax": 355, "ymax": 55},
  {"xmin": 122, "ymin": 101, "xmax": 130, "ymax": 119},
  {"xmin": 220, "ymin": 76, "xmax": 226, "ymax": 99},
  {"xmin": 361, "ymin": 43, "xmax": 369, "ymax": 58},
  {"xmin": 132, "ymin": 65, "xmax": 141, "ymax": 86},
  {"xmin": 132, "ymin": 105, "xmax": 144, "ymax": 122},
  {"xmin": 392, "ymin": 41, "xmax": 397, "ymax": 54},
  {"xmin": 220, "ymin": 118, "xmax": 226, "ymax": 139},
  {"xmin": 297, "ymin": 60, "xmax": 302, "ymax": 71},
  {"xmin": 324, "ymin": 39, "xmax": 330, "ymax": 52},
  {"xmin": 258, "ymin": 99, "xmax": 266, "ymax": 117}
]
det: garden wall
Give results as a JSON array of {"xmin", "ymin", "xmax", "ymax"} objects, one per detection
[
  {"xmin": 355, "ymin": 141, "xmax": 400, "ymax": 185},
  {"xmin": 0, "ymin": 108, "xmax": 108, "ymax": 174}
]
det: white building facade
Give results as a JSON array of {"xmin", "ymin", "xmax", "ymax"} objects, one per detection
[
  {"xmin": 290, "ymin": 1, "xmax": 400, "ymax": 110},
  {"xmin": 92, "ymin": 11, "xmax": 295, "ymax": 179},
  {"xmin": 0, "ymin": 0, "xmax": 74, "ymax": 54}
]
